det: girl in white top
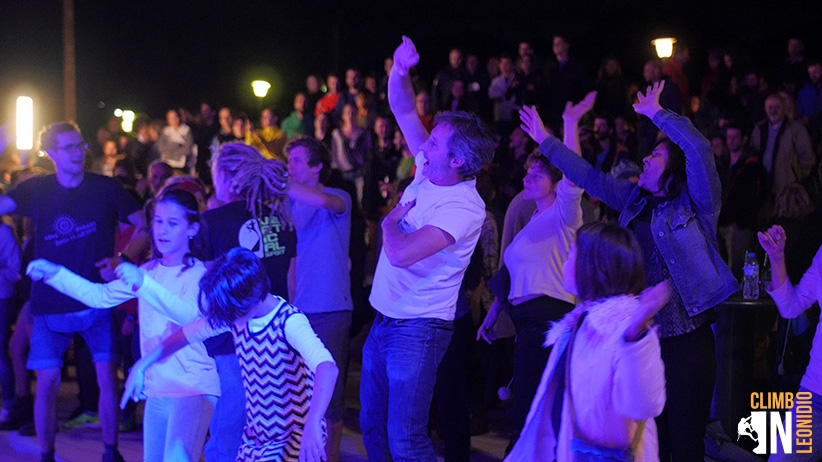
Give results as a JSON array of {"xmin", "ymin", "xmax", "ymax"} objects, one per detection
[
  {"xmin": 27, "ymin": 188, "xmax": 218, "ymax": 462},
  {"xmin": 122, "ymin": 247, "xmax": 338, "ymax": 462}
]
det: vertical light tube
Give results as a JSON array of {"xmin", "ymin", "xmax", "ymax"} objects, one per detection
[{"xmin": 16, "ymin": 96, "xmax": 34, "ymax": 151}]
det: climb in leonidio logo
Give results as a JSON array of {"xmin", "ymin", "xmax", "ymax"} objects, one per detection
[{"xmin": 737, "ymin": 391, "xmax": 813, "ymax": 455}]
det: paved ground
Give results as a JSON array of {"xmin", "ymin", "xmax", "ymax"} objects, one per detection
[
  {"xmin": 0, "ymin": 332, "xmax": 764, "ymax": 462},
  {"xmin": 0, "ymin": 361, "xmax": 511, "ymax": 462}
]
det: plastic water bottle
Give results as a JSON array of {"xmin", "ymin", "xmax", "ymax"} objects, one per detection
[{"xmin": 742, "ymin": 252, "xmax": 760, "ymax": 300}]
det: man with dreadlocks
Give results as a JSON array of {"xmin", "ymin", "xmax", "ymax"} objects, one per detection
[
  {"xmin": 359, "ymin": 36, "xmax": 495, "ymax": 461},
  {"xmin": 199, "ymin": 142, "xmax": 296, "ymax": 461}
]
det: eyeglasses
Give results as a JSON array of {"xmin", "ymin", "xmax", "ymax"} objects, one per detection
[{"xmin": 54, "ymin": 142, "xmax": 89, "ymax": 152}]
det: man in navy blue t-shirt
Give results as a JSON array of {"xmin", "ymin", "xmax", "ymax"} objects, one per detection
[{"xmin": 0, "ymin": 121, "xmax": 144, "ymax": 462}]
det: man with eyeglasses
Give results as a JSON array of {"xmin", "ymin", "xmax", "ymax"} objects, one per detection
[{"xmin": 0, "ymin": 121, "xmax": 144, "ymax": 462}]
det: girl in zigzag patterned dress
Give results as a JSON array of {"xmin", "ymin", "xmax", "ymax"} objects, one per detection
[
  {"xmin": 123, "ymin": 246, "xmax": 338, "ymax": 462},
  {"xmin": 233, "ymin": 298, "xmax": 323, "ymax": 460}
]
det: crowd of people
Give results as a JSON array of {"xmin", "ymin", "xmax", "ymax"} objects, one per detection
[{"xmin": 0, "ymin": 31, "xmax": 820, "ymax": 462}]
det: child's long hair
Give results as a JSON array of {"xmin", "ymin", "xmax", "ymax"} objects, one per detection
[
  {"xmin": 198, "ymin": 247, "xmax": 271, "ymax": 328},
  {"xmin": 146, "ymin": 188, "xmax": 205, "ymax": 272},
  {"xmin": 574, "ymin": 222, "xmax": 646, "ymax": 303},
  {"xmin": 211, "ymin": 143, "xmax": 293, "ymax": 228}
]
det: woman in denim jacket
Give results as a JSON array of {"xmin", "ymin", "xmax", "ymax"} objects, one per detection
[{"xmin": 520, "ymin": 81, "xmax": 738, "ymax": 461}]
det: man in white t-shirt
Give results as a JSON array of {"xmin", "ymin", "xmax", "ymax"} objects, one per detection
[{"xmin": 360, "ymin": 36, "xmax": 494, "ymax": 462}]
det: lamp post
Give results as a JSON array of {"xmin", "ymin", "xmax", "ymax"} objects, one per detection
[
  {"xmin": 652, "ymin": 37, "xmax": 676, "ymax": 59},
  {"xmin": 63, "ymin": 0, "xmax": 76, "ymax": 121}
]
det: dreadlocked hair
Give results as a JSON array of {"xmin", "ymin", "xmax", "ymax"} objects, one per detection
[{"xmin": 212, "ymin": 143, "xmax": 293, "ymax": 229}]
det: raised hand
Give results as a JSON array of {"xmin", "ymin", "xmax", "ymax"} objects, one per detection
[
  {"xmin": 625, "ymin": 280, "xmax": 671, "ymax": 341},
  {"xmin": 114, "ymin": 262, "xmax": 144, "ymax": 291},
  {"xmin": 26, "ymin": 259, "xmax": 62, "ymax": 281},
  {"xmin": 393, "ymin": 35, "xmax": 420, "ymax": 77},
  {"xmin": 632, "ymin": 80, "xmax": 666, "ymax": 119},
  {"xmin": 757, "ymin": 225, "xmax": 786, "ymax": 258},
  {"xmin": 562, "ymin": 91, "xmax": 597, "ymax": 122},
  {"xmin": 519, "ymin": 105, "xmax": 551, "ymax": 144},
  {"xmin": 639, "ymin": 280, "xmax": 671, "ymax": 320},
  {"xmin": 758, "ymin": 225, "xmax": 788, "ymax": 290}
]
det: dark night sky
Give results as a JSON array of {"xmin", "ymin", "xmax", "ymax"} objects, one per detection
[{"xmin": 1, "ymin": 0, "xmax": 821, "ymax": 133}]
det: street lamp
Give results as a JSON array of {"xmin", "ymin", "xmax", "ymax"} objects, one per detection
[
  {"xmin": 652, "ymin": 37, "xmax": 676, "ymax": 59},
  {"xmin": 16, "ymin": 96, "xmax": 34, "ymax": 151},
  {"xmin": 251, "ymin": 80, "xmax": 271, "ymax": 99},
  {"xmin": 251, "ymin": 80, "xmax": 271, "ymax": 118},
  {"xmin": 121, "ymin": 110, "xmax": 135, "ymax": 132}
]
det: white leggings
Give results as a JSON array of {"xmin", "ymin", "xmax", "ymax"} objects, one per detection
[{"xmin": 142, "ymin": 394, "xmax": 217, "ymax": 462}]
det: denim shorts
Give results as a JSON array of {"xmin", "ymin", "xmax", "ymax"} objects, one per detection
[{"xmin": 28, "ymin": 309, "xmax": 117, "ymax": 370}]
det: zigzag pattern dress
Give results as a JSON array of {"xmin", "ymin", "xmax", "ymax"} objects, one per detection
[{"xmin": 233, "ymin": 302, "xmax": 323, "ymax": 461}]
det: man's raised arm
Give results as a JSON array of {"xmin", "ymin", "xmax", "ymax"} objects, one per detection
[{"xmin": 389, "ymin": 36, "xmax": 430, "ymax": 153}]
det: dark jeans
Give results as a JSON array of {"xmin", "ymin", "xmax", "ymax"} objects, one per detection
[
  {"xmin": 435, "ymin": 313, "xmax": 474, "ymax": 462},
  {"xmin": 508, "ymin": 295, "xmax": 573, "ymax": 443},
  {"xmin": 656, "ymin": 323, "xmax": 716, "ymax": 461},
  {"xmin": 0, "ymin": 298, "xmax": 13, "ymax": 405}
]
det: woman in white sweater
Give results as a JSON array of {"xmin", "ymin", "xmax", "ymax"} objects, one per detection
[
  {"xmin": 477, "ymin": 93, "xmax": 594, "ymax": 447},
  {"xmin": 759, "ymin": 225, "xmax": 822, "ymax": 461},
  {"xmin": 27, "ymin": 188, "xmax": 217, "ymax": 462}
]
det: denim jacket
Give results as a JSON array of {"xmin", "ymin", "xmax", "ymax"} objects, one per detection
[{"xmin": 538, "ymin": 110, "xmax": 739, "ymax": 316}]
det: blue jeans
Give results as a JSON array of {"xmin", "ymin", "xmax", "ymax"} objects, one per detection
[
  {"xmin": 360, "ymin": 313, "xmax": 453, "ymax": 462},
  {"xmin": 28, "ymin": 309, "xmax": 117, "ymax": 369},
  {"xmin": 205, "ymin": 353, "xmax": 246, "ymax": 462}
]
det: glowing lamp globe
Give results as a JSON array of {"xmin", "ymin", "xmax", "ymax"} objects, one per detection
[
  {"xmin": 652, "ymin": 38, "xmax": 676, "ymax": 59},
  {"xmin": 251, "ymin": 80, "xmax": 271, "ymax": 98}
]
